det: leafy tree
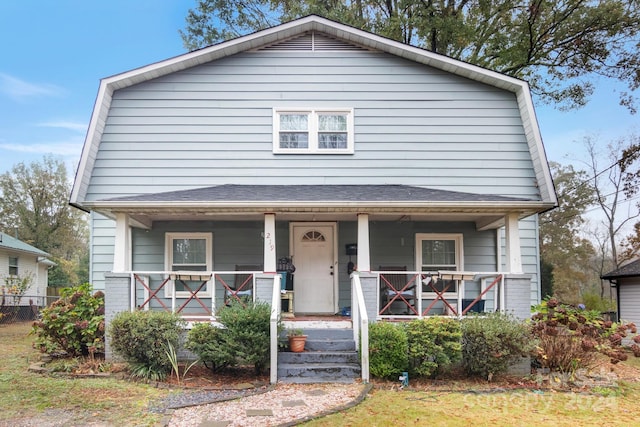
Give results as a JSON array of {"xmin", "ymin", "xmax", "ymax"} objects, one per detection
[
  {"xmin": 620, "ymin": 135, "xmax": 640, "ymax": 199},
  {"xmin": 618, "ymin": 135, "xmax": 640, "ymax": 263},
  {"xmin": 584, "ymin": 135, "xmax": 640, "ymax": 269},
  {"xmin": 539, "ymin": 162, "xmax": 596, "ymax": 303},
  {"xmin": 0, "ymin": 156, "xmax": 89, "ymax": 286},
  {"xmin": 182, "ymin": 0, "xmax": 640, "ymax": 111},
  {"xmin": 620, "ymin": 222, "xmax": 640, "ymax": 263},
  {"xmin": 540, "ymin": 258, "xmax": 554, "ymax": 299}
]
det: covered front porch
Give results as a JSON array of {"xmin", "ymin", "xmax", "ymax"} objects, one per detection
[
  {"xmin": 118, "ymin": 268, "xmax": 505, "ymax": 322},
  {"xmin": 100, "ymin": 185, "xmax": 540, "ymax": 316},
  {"xmin": 95, "ymin": 184, "xmax": 548, "ymax": 382}
]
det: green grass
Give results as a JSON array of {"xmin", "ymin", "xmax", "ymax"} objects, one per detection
[
  {"xmin": 0, "ymin": 322, "xmax": 170, "ymax": 426},
  {"xmin": 304, "ymin": 383, "xmax": 640, "ymax": 426},
  {"xmin": 4, "ymin": 321, "xmax": 640, "ymax": 426}
]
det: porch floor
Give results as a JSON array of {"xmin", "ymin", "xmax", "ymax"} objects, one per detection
[{"xmin": 282, "ymin": 314, "xmax": 352, "ymax": 329}]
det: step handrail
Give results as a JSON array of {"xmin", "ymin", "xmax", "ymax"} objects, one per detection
[
  {"xmin": 351, "ymin": 272, "xmax": 369, "ymax": 383},
  {"xmin": 270, "ymin": 273, "xmax": 282, "ymax": 384}
]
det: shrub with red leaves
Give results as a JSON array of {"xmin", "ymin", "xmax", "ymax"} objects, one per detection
[
  {"xmin": 31, "ymin": 283, "xmax": 104, "ymax": 357},
  {"xmin": 531, "ymin": 299, "xmax": 638, "ymax": 372}
]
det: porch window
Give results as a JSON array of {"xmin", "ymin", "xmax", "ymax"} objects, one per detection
[
  {"xmin": 164, "ymin": 232, "xmax": 212, "ymax": 297},
  {"xmin": 273, "ymin": 109, "xmax": 354, "ymax": 154},
  {"xmin": 416, "ymin": 234, "xmax": 463, "ymax": 293},
  {"xmin": 8, "ymin": 257, "xmax": 18, "ymax": 276}
]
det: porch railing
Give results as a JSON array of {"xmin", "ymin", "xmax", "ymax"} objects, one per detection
[
  {"xmin": 351, "ymin": 272, "xmax": 369, "ymax": 383},
  {"xmin": 129, "ymin": 270, "xmax": 262, "ymax": 321},
  {"xmin": 377, "ymin": 270, "xmax": 504, "ymax": 319}
]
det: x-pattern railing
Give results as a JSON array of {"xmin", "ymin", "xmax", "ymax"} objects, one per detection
[
  {"xmin": 215, "ymin": 272, "xmax": 255, "ymax": 307},
  {"xmin": 421, "ymin": 276, "xmax": 458, "ymax": 316},
  {"xmin": 131, "ymin": 271, "xmax": 257, "ymax": 318},
  {"xmin": 379, "ymin": 272, "xmax": 420, "ymax": 315},
  {"xmin": 377, "ymin": 271, "xmax": 504, "ymax": 318}
]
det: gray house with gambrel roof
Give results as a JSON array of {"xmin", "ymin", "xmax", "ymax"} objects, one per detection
[{"xmin": 71, "ymin": 16, "xmax": 556, "ymax": 378}]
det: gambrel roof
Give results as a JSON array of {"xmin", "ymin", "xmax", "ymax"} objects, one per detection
[{"xmin": 71, "ymin": 15, "xmax": 556, "ymax": 209}]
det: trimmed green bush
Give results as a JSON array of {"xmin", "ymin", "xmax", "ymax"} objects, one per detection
[
  {"xmin": 185, "ymin": 322, "xmax": 236, "ymax": 373},
  {"xmin": 32, "ymin": 283, "xmax": 105, "ymax": 357},
  {"xmin": 216, "ymin": 300, "xmax": 272, "ymax": 375},
  {"xmin": 108, "ymin": 310, "xmax": 184, "ymax": 381},
  {"xmin": 406, "ymin": 317, "xmax": 462, "ymax": 378},
  {"xmin": 369, "ymin": 321, "xmax": 408, "ymax": 379},
  {"xmin": 461, "ymin": 312, "xmax": 533, "ymax": 380}
]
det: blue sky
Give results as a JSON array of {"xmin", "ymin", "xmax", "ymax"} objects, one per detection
[{"xmin": 0, "ymin": 0, "xmax": 637, "ymax": 179}]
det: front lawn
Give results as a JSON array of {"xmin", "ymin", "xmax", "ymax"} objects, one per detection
[
  {"xmin": 0, "ymin": 322, "xmax": 169, "ymax": 426},
  {"xmin": 304, "ymin": 379, "xmax": 640, "ymax": 427},
  {"xmin": 3, "ymin": 320, "xmax": 640, "ymax": 426}
]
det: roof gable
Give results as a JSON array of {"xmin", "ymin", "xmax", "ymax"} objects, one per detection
[{"xmin": 70, "ymin": 15, "xmax": 556, "ymax": 209}]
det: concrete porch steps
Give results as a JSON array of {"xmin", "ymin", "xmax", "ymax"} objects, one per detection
[{"xmin": 278, "ymin": 328, "xmax": 361, "ymax": 383}]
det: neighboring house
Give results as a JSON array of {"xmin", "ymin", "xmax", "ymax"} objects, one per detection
[
  {"xmin": 602, "ymin": 259, "xmax": 640, "ymax": 325},
  {"xmin": 70, "ymin": 16, "xmax": 557, "ymax": 373},
  {"xmin": 0, "ymin": 231, "xmax": 55, "ymax": 310}
]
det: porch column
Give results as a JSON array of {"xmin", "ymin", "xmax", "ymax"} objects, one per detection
[
  {"xmin": 113, "ymin": 213, "xmax": 131, "ymax": 272},
  {"xmin": 104, "ymin": 272, "xmax": 132, "ymax": 360},
  {"xmin": 504, "ymin": 213, "xmax": 523, "ymax": 274},
  {"xmin": 357, "ymin": 213, "xmax": 370, "ymax": 272},
  {"xmin": 263, "ymin": 213, "xmax": 276, "ymax": 273}
]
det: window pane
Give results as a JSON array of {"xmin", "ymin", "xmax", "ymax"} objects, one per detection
[
  {"xmin": 8, "ymin": 257, "xmax": 18, "ymax": 275},
  {"xmin": 422, "ymin": 240, "xmax": 456, "ymax": 266},
  {"xmin": 318, "ymin": 114, "xmax": 346, "ymax": 131},
  {"xmin": 319, "ymin": 133, "xmax": 347, "ymax": 149},
  {"xmin": 173, "ymin": 238, "xmax": 206, "ymax": 266},
  {"xmin": 280, "ymin": 114, "xmax": 308, "ymax": 131},
  {"xmin": 280, "ymin": 133, "xmax": 309, "ymax": 149}
]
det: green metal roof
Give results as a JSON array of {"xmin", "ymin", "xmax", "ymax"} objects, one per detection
[{"xmin": 0, "ymin": 232, "xmax": 50, "ymax": 257}]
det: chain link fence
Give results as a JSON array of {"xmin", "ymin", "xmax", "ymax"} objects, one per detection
[{"xmin": 0, "ymin": 294, "xmax": 60, "ymax": 324}]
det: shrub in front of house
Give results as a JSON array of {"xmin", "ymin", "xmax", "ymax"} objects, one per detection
[
  {"xmin": 531, "ymin": 298, "xmax": 636, "ymax": 372},
  {"xmin": 215, "ymin": 300, "xmax": 272, "ymax": 375},
  {"xmin": 185, "ymin": 322, "xmax": 236, "ymax": 373},
  {"xmin": 32, "ymin": 283, "xmax": 105, "ymax": 357},
  {"xmin": 405, "ymin": 317, "xmax": 462, "ymax": 378},
  {"xmin": 461, "ymin": 312, "xmax": 533, "ymax": 380},
  {"xmin": 108, "ymin": 310, "xmax": 184, "ymax": 381},
  {"xmin": 368, "ymin": 321, "xmax": 409, "ymax": 379}
]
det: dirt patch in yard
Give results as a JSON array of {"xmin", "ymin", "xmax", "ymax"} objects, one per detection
[{"xmin": 161, "ymin": 364, "xmax": 270, "ymax": 389}]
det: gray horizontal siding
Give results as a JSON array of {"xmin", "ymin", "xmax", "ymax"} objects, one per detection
[
  {"xmin": 90, "ymin": 213, "xmax": 115, "ymax": 291},
  {"xmin": 86, "ymin": 50, "xmax": 538, "ymax": 201},
  {"xmin": 620, "ymin": 279, "xmax": 640, "ymax": 325}
]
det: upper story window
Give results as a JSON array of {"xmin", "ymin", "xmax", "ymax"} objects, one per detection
[
  {"xmin": 8, "ymin": 257, "xmax": 18, "ymax": 276},
  {"xmin": 273, "ymin": 109, "xmax": 354, "ymax": 154},
  {"xmin": 165, "ymin": 232, "xmax": 212, "ymax": 297}
]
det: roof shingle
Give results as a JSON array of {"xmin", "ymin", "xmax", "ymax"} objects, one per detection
[{"xmin": 104, "ymin": 184, "xmax": 532, "ymax": 204}]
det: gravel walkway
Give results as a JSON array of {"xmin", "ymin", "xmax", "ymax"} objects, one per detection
[{"xmin": 164, "ymin": 383, "xmax": 370, "ymax": 427}]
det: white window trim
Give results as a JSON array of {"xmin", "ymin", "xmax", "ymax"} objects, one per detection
[
  {"xmin": 273, "ymin": 108, "xmax": 354, "ymax": 154},
  {"xmin": 416, "ymin": 233, "xmax": 464, "ymax": 299},
  {"xmin": 8, "ymin": 256, "xmax": 18, "ymax": 276},
  {"xmin": 415, "ymin": 233, "xmax": 464, "ymax": 273},
  {"xmin": 164, "ymin": 232, "xmax": 213, "ymax": 298}
]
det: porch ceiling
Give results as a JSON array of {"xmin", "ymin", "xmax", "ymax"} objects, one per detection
[{"xmin": 86, "ymin": 184, "xmax": 553, "ymax": 231}]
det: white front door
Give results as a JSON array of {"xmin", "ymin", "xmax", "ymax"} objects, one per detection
[{"xmin": 291, "ymin": 223, "xmax": 336, "ymax": 314}]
